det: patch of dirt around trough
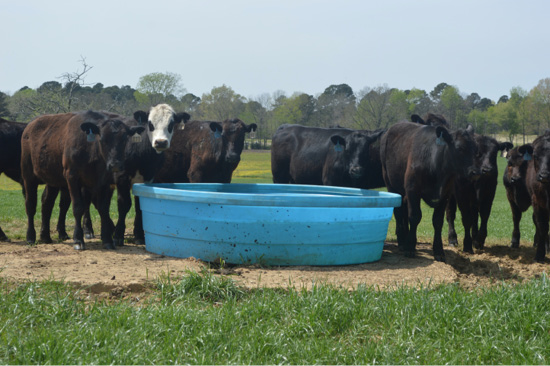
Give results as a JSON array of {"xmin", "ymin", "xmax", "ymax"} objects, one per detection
[{"xmin": 0, "ymin": 239, "xmax": 548, "ymax": 296}]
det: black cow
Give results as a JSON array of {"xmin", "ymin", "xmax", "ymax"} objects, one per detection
[
  {"xmin": 0, "ymin": 117, "xmax": 73, "ymax": 242},
  {"xmin": 502, "ymin": 146, "xmax": 533, "ymax": 248},
  {"xmin": 446, "ymin": 135, "xmax": 513, "ymax": 252},
  {"xmin": 518, "ymin": 132, "xmax": 550, "ymax": 261},
  {"xmin": 21, "ymin": 111, "xmax": 145, "ymax": 250},
  {"xmin": 271, "ymin": 124, "xmax": 384, "ymax": 187},
  {"xmin": 380, "ymin": 121, "xmax": 480, "ymax": 262},
  {"xmin": 155, "ymin": 119, "xmax": 256, "ymax": 184}
]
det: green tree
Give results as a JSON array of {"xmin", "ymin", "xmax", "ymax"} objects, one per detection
[
  {"xmin": 136, "ymin": 72, "xmax": 186, "ymax": 106},
  {"xmin": 354, "ymin": 85, "xmax": 405, "ymax": 130},
  {"xmin": 0, "ymin": 92, "xmax": 12, "ymax": 119},
  {"xmin": 440, "ymin": 85, "xmax": 465, "ymax": 128},
  {"xmin": 529, "ymin": 78, "xmax": 550, "ymax": 132},
  {"xmin": 316, "ymin": 84, "xmax": 356, "ymax": 127},
  {"xmin": 199, "ymin": 85, "xmax": 245, "ymax": 121}
]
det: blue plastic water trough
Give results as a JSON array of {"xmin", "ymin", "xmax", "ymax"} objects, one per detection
[{"xmin": 133, "ymin": 183, "xmax": 402, "ymax": 266}]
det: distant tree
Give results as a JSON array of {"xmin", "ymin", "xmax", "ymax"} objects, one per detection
[
  {"xmin": 477, "ymin": 98, "xmax": 494, "ymax": 111},
  {"xmin": 440, "ymin": 86, "xmax": 465, "ymax": 128},
  {"xmin": 136, "ymin": 72, "xmax": 186, "ymax": 106},
  {"xmin": 405, "ymin": 88, "xmax": 432, "ymax": 117},
  {"xmin": 488, "ymin": 100, "xmax": 519, "ymax": 141},
  {"xmin": 180, "ymin": 93, "xmax": 201, "ymax": 117},
  {"xmin": 199, "ymin": 85, "xmax": 245, "ymax": 121},
  {"xmin": 0, "ymin": 92, "xmax": 10, "ymax": 118},
  {"xmin": 354, "ymin": 85, "xmax": 402, "ymax": 130},
  {"xmin": 271, "ymin": 92, "xmax": 316, "ymax": 128},
  {"xmin": 316, "ymin": 84, "xmax": 356, "ymax": 127},
  {"xmin": 498, "ymin": 95, "xmax": 509, "ymax": 104},
  {"xmin": 529, "ymin": 78, "xmax": 550, "ymax": 132},
  {"xmin": 430, "ymin": 82, "xmax": 449, "ymax": 107}
]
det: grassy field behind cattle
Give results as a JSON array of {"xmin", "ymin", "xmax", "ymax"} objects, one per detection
[
  {"xmin": 2, "ymin": 149, "xmax": 549, "ymax": 364},
  {"xmin": 2, "ymin": 149, "xmax": 534, "ymax": 245}
]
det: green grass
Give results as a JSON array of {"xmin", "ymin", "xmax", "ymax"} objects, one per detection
[{"xmin": 1, "ymin": 272, "xmax": 550, "ymax": 364}]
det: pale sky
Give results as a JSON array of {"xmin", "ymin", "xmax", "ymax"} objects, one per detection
[{"xmin": 2, "ymin": 0, "xmax": 549, "ymax": 102}]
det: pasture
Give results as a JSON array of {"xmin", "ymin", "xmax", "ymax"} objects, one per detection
[{"xmin": 2, "ymin": 149, "xmax": 550, "ymax": 364}]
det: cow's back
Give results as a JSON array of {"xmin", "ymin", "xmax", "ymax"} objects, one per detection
[
  {"xmin": 271, "ymin": 124, "xmax": 352, "ymax": 184},
  {"xmin": 156, "ymin": 121, "xmax": 218, "ymax": 183},
  {"xmin": 21, "ymin": 113, "xmax": 76, "ymax": 187}
]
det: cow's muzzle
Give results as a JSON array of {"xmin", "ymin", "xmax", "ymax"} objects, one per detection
[
  {"xmin": 153, "ymin": 139, "xmax": 169, "ymax": 152},
  {"xmin": 537, "ymin": 171, "xmax": 550, "ymax": 183},
  {"xmin": 349, "ymin": 166, "xmax": 365, "ymax": 178},
  {"xmin": 468, "ymin": 168, "xmax": 481, "ymax": 181}
]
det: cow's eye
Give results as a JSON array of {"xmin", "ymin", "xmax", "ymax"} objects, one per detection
[
  {"xmin": 168, "ymin": 121, "xmax": 175, "ymax": 133},
  {"xmin": 148, "ymin": 121, "xmax": 154, "ymax": 132}
]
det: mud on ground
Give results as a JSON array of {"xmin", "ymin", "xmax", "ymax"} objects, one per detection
[{"xmin": 1, "ymin": 237, "xmax": 547, "ymax": 298}]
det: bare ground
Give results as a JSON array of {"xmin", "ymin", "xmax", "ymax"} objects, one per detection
[{"xmin": 1, "ymin": 237, "xmax": 548, "ymax": 298}]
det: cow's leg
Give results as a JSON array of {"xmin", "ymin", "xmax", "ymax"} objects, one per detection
[
  {"xmin": 474, "ymin": 203, "xmax": 490, "ymax": 250},
  {"xmin": 57, "ymin": 187, "xmax": 71, "ymax": 241},
  {"xmin": 405, "ymin": 193, "xmax": 422, "ymax": 258},
  {"xmin": 445, "ymin": 195, "xmax": 459, "ymax": 247},
  {"xmin": 39, "ymin": 185, "xmax": 59, "ymax": 243},
  {"xmin": 508, "ymin": 201, "xmax": 523, "ymax": 248},
  {"xmin": 113, "ymin": 179, "xmax": 131, "ymax": 247},
  {"xmin": 24, "ymin": 180, "xmax": 39, "ymax": 244},
  {"xmin": 432, "ymin": 201, "xmax": 447, "ymax": 262},
  {"xmin": 133, "ymin": 196, "xmax": 145, "ymax": 245},
  {"xmin": 532, "ymin": 206, "xmax": 549, "ymax": 262},
  {"xmin": 82, "ymin": 188, "xmax": 95, "ymax": 240},
  {"xmin": 0, "ymin": 226, "xmax": 9, "ymax": 242},
  {"xmin": 65, "ymin": 170, "xmax": 87, "ymax": 250},
  {"xmin": 96, "ymin": 186, "xmax": 115, "ymax": 250}
]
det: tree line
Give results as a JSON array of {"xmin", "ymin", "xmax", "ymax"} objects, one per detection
[{"xmin": 1, "ymin": 64, "xmax": 550, "ymax": 146}]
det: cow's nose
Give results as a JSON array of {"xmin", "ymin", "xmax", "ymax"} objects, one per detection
[
  {"xmin": 538, "ymin": 171, "xmax": 550, "ymax": 183},
  {"xmin": 225, "ymin": 154, "xmax": 240, "ymax": 164},
  {"xmin": 108, "ymin": 161, "xmax": 123, "ymax": 172},
  {"xmin": 154, "ymin": 139, "xmax": 169, "ymax": 151},
  {"xmin": 481, "ymin": 167, "xmax": 493, "ymax": 175},
  {"xmin": 350, "ymin": 166, "xmax": 364, "ymax": 178},
  {"xmin": 468, "ymin": 168, "xmax": 481, "ymax": 181}
]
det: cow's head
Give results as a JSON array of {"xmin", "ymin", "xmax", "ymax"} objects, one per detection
[
  {"xmin": 81, "ymin": 119, "xmax": 145, "ymax": 172},
  {"xmin": 134, "ymin": 104, "xmax": 190, "ymax": 153},
  {"xmin": 437, "ymin": 124, "xmax": 480, "ymax": 181},
  {"xmin": 525, "ymin": 131, "xmax": 550, "ymax": 183},
  {"xmin": 506, "ymin": 146, "xmax": 531, "ymax": 185},
  {"xmin": 330, "ymin": 130, "xmax": 384, "ymax": 180},
  {"xmin": 475, "ymin": 135, "xmax": 514, "ymax": 177},
  {"xmin": 219, "ymin": 119, "xmax": 257, "ymax": 165}
]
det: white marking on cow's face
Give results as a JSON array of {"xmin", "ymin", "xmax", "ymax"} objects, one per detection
[{"xmin": 147, "ymin": 104, "xmax": 177, "ymax": 153}]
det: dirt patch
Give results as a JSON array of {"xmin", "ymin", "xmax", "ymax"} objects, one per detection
[{"xmin": 1, "ymin": 238, "xmax": 548, "ymax": 295}]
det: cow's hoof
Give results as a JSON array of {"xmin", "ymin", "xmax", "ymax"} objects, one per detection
[
  {"xmin": 85, "ymin": 233, "xmax": 95, "ymax": 240},
  {"xmin": 59, "ymin": 232, "xmax": 70, "ymax": 241},
  {"xmin": 0, "ymin": 236, "xmax": 10, "ymax": 242},
  {"xmin": 404, "ymin": 251, "xmax": 416, "ymax": 258},
  {"xmin": 135, "ymin": 238, "xmax": 146, "ymax": 245},
  {"xmin": 462, "ymin": 248, "xmax": 474, "ymax": 255},
  {"xmin": 434, "ymin": 254, "xmax": 446, "ymax": 263},
  {"xmin": 40, "ymin": 236, "xmax": 53, "ymax": 244},
  {"xmin": 74, "ymin": 243, "xmax": 85, "ymax": 251},
  {"xmin": 103, "ymin": 242, "xmax": 116, "ymax": 250},
  {"xmin": 113, "ymin": 238, "xmax": 125, "ymax": 247},
  {"xmin": 510, "ymin": 242, "xmax": 520, "ymax": 249},
  {"xmin": 535, "ymin": 256, "xmax": 546, "ymax": 264}
]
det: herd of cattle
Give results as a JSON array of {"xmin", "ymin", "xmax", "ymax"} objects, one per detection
[{"xmin": 1, "ymin": 105, "xmax": 550, "ymax": 263}]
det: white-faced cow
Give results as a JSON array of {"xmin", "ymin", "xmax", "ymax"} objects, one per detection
[
  {"xmin": 155, "ymin": 119, "xmax": 256, "ymax": 184},
  {"xmin": 21, "ymin": 111, "xmax": 145, "ymax": 250},
  {"xmin": 380, "ymin": 121, "xmax": 480, "ymax": 262},
  {"xmin": 110, "ymin": 105, "xmax": 190, "ymax": 245}
]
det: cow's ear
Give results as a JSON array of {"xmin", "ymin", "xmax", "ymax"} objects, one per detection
[
  {"xmin": 435, "ymin": 126, "xmax": 452, "ymax": 146},
  {"xmin": 518, "ymin": 144, "xmax": 534, "ymax": 160},
  {"xmin": 209, "ymin": 122, "xmax": 223, "ymax": 138},
  {"xmin": 499, "ymin": 142, "xmax": 514, "ymax": 152},
  {"xmin": 133, "ymin": 111, "xmax": 148, "ymax": 125},
  {"xmin": 330, "ymin": 135, "xmax": 346, "ymax": 152},
  {"xmin": 81, "ymin": 122, "xmax": 100, "ymax": 142},
  {"xmin": 246, "ymin": 123, "xmax": 258, "ymax": 133},
  {"xmin": 465, "ymin": 124, "xmax": 475, "ymax": 135},
  {"xmin": 174, "ymin": 112, "xmax": 191, "ymax": 124},
  {"xmin": 411, "ymin": 114, "xmax": 424, "ymax": 124},
  {"xmin": 129, "ymin": 126, "xmax": 146, "ymax": 143}
]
